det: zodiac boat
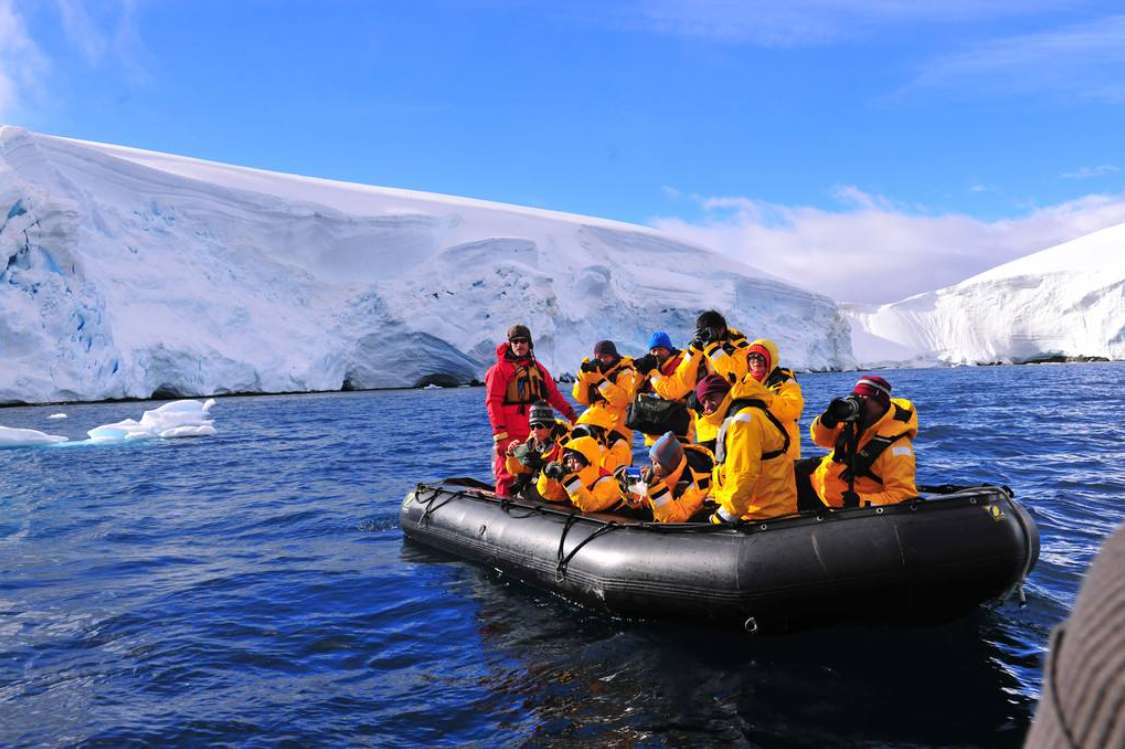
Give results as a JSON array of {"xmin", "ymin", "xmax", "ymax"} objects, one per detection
[{"xmin": 400, "ymin": 482, "xmax": 1039, "ymax": 632}]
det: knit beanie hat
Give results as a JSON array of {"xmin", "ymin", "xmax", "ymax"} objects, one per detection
[
  {"xmin": 593, "ymin": 340, "xmax": 619, "ymax": 358},
  {"xmin": 853, "ymin": 375, "xmax": 892, "ymax": 408},
  {"xmin": 747, "ymin": 343, "xmax": 772, "ymax": 370},
  {"xmin": 528, "ymin": 401, "xmax": 554, "ymax": 426},
  {"xmin": 647, "ymin": 331, "xmax": 673, "ymax": 351},
  {"xmin": 507, "ymin": 324, "xmax": 533, "ymax": 345},
  {"xmin": 694, "ymin": 373, "xmax": 732, "ymax": 404},
  {"xmin": 649, "ymin": 432, "xmax": 684, "ymax": 475}
]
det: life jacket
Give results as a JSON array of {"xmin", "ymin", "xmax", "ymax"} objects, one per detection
[
  {"xmin": 831, "ymin": 402, "xmax": 915, "ymax": 484},
  {"xmin": 714, "ymin": 398, "xmax": 791, "ymax": 465},
  {"xmin": 504, "ymin": 356, "xmax": 547, "ymax": 408}
]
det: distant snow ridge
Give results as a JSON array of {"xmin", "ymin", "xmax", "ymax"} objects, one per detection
[
  {"xmin": 0, "ymin": 126, "xmax": 853, "ymax": 404},
  {"xmin": 846, "ymin": 222, "xmax": 1125, "ymax": 366}
]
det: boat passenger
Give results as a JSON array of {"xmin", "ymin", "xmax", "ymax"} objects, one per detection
[
  {"xmin": 486, "ymin": 324, "xmax": 577, "ymax": 497},
  {"xmin": 573, "ymin": 340, "xmax": 638, "ymax": 440},
  {"xmin": 640, "ymin": 431, "xmax": 715, "ymax": 523},
  {"xmin": 800, "ymin": 375, "xmax": 919, "ymax": 509},
  {"xmin": 632, "ymin": 330, "xmax": 693, "ymax": 445},
  {"xmin": 568, "ymin": 407, "xmax": 632, "ymax": 473},
  {"xmin": 696, "ymin": 374, "xmax": 797, "ymax": 523},
  {"xmin": 506, "ymin": 401, "xmax": 570, "ymax": 501},
  {"xmin": 647, "ymin": 310, "xmax": 752, "ymax": 446},
  {"xmin": 747, "ymin": 338, "xmax": 804, "ymax": 460},
  {"xmin": 543, "ymin": 435, "xmax": 622, "ymax": 514}
]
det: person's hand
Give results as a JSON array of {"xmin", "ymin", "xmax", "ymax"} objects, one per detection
[
  {"xmin": 689, "ymin": 331, "xmax": 707, "ymax": 352},
  {"xmin": 709, "ymin": 506, "xmax": 737, "ymax": 525},
  {"xmin": 821, "ymin": 397, "xmax": 859, "ymax": 428},
  {"xmin": 493, "ymin": 433, "xmax": 510, "ymax": 456},
  {"xmin": 634, "ymin": 354, "xmax": 658, "ymax": 375},
  {"xmin": 580, "ymin": 359, "xmax": 598, "ymax": 373},
  {"xmin": 640, "ymin": 465, "xmax": 654, "ymax": 484},
  {"xmin": 505, "ymin": 441, "xmax": 519, "ymax": 456},
  {"xmin": 543, "ymin": 462, "xmax": 566, "ymax": 480}
]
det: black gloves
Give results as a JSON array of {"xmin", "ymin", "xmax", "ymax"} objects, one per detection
[
  {"xmin": 821, "ymin": 396, "xmax": 861, "ymax": 428},
  {"xmin": 580, "ymin": 359, "xmax": 598, "ymax": 373},
  {"xmin": 634, "ymin": 354, "xmax": 658, "ymax": 375},
  {"xmin": 543, "ymin": 462, "xmax": 566, "ymax": 480}
]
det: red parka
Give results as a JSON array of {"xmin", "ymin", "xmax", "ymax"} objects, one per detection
[{"xmin": 485, "ymin": 342, "xmax": 576, "ymax": 441}]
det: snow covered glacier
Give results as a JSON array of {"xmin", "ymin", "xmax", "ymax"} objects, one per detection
[
  {"xmin": 846, "ymin": 222, "xmax": 1125, "ymax": 366},
  {"xmin": 0, "ymin": 126, "xmax": 852, "ymax": 405}
]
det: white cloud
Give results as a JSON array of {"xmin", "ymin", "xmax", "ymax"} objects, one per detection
[
  {"xmin": 1061, "ymin": 164, "xmax": 1120, "ymax": 179},
  {"xmin": 0, "ymin": 0, "xmax": 48, "ymax": 120},
  {"xmin": 649, "ymin": 188, "xmax": 1125, "ymax": 304},
  {"xmin": 913, "ymin": 15, "xmax": 1125, "ymax": 101}
]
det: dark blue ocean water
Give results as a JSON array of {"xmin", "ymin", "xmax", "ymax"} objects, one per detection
[{"xmin": 1, "ymin": 363, "xmax": 1123, "ymax": 748}]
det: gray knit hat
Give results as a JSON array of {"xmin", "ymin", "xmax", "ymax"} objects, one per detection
[
  {"xmin": 649, "ymin": 432, "xmax": 684, "ymax": 474},
  {"xmin": 528, "ymin": 402, "xmax": 554, "ymax": 426}
]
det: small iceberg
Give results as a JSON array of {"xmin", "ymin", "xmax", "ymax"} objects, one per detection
[
  {"xmin": 0, "ymin": 426, "xmax": 69, "ymax": 448},
  {"xmin": 422, "ymin": 384, "xmax": 443, "ymax": 390},
  {"xmin": 87, "ymin": 398, "xmax": 217, "ymax": 442},
  {"xmin": 47, "ymin": 413, "xmax": 68, "ymax": 420}
]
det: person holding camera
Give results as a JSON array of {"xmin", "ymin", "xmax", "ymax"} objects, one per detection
[
  {"xmin": 694, "ymin": 374, "xmax": 797, "ymax": 524},
  {"xmin": 572, "ymin": 340, "xmax": 639, "ymax": 442},
  {"xmin": 647, "ymin": 310, "xmax": 753, "ymax": 447},
  {"xmin": 631, "ymin": 330, "xmax": 692, "ymax": 446},
  {"xmin": 505, "ymin": 402, "xmax": 570, "ymax": 502},
  {"xmin": 486, "ymin": 324, "xmax": 577, "ymax": 497},
  {"xmin": 637, "ymin": 431, "xmax": 716, "ymax": 523},
  {"xmin": 798, "ymin": 375, "xmax": 919, "ymax": 509},
  {"xmin": 541, "ymin": 435, "xmax": 623, "ymax": 514}
]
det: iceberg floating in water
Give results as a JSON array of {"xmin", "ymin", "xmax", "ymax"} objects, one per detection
[
  {"xmin": 87, "ymin": 398, "xmax": 217, "ymax": 442},
  {"xmin": 47, "ymin": 413, "xmax": 67, "ymax": 419},
  {"xmin": 0, "ymin": 425, "xmax": 68, "ymax": 448}
]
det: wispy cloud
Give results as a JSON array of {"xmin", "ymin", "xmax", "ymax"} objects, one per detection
[
  {"xmin": 650, "ymin": 187, "xmax": 1125, "ymax": 304},
  {"xmin": 1061, "ymin": 164, "xmax": 1120, "ymax": 179},
  {"xmin": 0, "ymin": 0, "xmax": 48, "ymax": 120},
  {"xmin": 913, "ymin": 14, "xmax": 1125, "ymax": 101},
  {"xmin": 567, "ymin": 0, "xmax": 1070, "ymax": 47}
]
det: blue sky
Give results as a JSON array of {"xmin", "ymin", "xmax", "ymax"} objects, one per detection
[{"xmin": 2, "ymin": 0, "xmax": 1124, "ymax": 302}]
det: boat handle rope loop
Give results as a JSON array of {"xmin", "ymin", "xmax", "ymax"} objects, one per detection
[
  {"xmin": 498, "ymin": 497, "xmax": 539, "ymax": 519},
  {"xmin": 416, "ymin": 485, "xmax": 457, "ymax": 525},
  {"xmin": 555, "ymin": 513, "xmax": 621, "ymax": 583}
]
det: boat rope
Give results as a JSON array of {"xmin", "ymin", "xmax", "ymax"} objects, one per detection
[
  {"xmin": 416, "ymin": 485, "xmax": 457, "ymax": 525},
  {"xmin": 499, "ymin": 496, "xmax": 539, "ymax": 519},
  {"xmin": 555, "ymin": 515, "xmax": 621, "ymax": 583}
]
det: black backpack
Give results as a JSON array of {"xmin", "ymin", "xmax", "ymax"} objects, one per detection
[{"xmin": 625, "ymin": 393, "xmax": 692, "ymax": 437}]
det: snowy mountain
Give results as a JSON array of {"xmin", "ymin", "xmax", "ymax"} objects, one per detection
[
  {"xmin": 846, "ymin": 222, "xmax": 1125, "ymax": 366},
  {"xmin": 0, "ymin": 126, "xmax": 853, "ymax": 405}
]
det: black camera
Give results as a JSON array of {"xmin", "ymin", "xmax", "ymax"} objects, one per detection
[
  {"xmin": 695, "ymin": 326, "xmax": 722, "ymax": 344},
  {"xmin": 829, "ymin": 395, "xmax": 864, "ymax": 423}
]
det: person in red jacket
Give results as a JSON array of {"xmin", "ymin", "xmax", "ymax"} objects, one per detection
[{"xmin": 485, "ymin": 324, "xmax": 577, "ymax": 496}]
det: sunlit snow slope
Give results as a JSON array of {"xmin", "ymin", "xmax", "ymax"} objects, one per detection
[
  {"xmin": 0, "ymin": 126, "xmax": 852, "ymax": 404},
  {"xmin": 846, "ymin": 222, "xmax": 1125, "ymax": 365}
]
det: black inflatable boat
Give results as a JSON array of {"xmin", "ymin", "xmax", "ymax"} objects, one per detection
[{"xmin": 400, "ymin": 482, "xmax": 1039, "ymax": 632}]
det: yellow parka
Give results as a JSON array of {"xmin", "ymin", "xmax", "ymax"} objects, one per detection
[
  {"xmin": 649, "ymin": 327, "xmax": 752, "ymax": 443},
  {"xmin": 559, "ymin": 436, "xmax": 623, "ymax": 514},
  {"xmin": 570, "ymin": 407, "xmax": 632, "ymax": 473},
  {"xmin": 750, "ymin": 338, "xmax": 804, "ymax": 460},
  {"xmin": 574, "ymin": 356, "xmax": 639, "ymax": 439},
  {"xmin": 646, "ymin": 443, "xmax": 715, "ymax": 523},
  {"xmin": 808, "ymin": 397, "xmax": 919, "ymax": 508},
  {"xmin": 710, "ymin": 378, "xmax": 797, "ymax": 520}
]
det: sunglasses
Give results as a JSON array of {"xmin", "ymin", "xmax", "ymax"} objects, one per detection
[
  {"xmin": 529, "ymin": 422, "xmax": 551, "ymax": 429},
  {"xmin": 748, "ymin": 353, "xmax": 767, "ymax": 363},
  {"xmin": 510, "ymin": 337, "xmax": 530, "ymax": 344}
]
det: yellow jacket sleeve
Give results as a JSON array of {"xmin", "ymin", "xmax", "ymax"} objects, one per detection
[
  {"xmin": 572, "ymin": 364, "xmax": 601, "ymax": 405},
  {"xmin": 711, "ymin": 417, "xmax": 765, "ymax": 518},
  {"xmin": 810, "ymin": 415, "xmax": 842, "ymax": 449},
  {"xmin": 648, "ymin": 479, "xmax": 706, "ymax": 524},
  {"xmin": 505, "ymin": 452, "xmax": 531, "ymax": 477},
  {"xmin": 596, "ymin": 368, "xmax": 637, "ymax": 411},
  {"xmin": 650, "ymin": 349, "xmax": 701, "ymax": 400},
  {"xmin": 860, "ymin": 437, "xmax": 918, "ymax": 506},
  {"xmin": 562, "ymin": 473, "xmax": 622, "ymax": 513},
  {"xmin": 770, "ymin": 378, "xmax": 804, "ymax": 424}
]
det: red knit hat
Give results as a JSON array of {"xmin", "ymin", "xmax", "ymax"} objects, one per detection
[
  {"xmin": 747, "ymin": 343, "xmax": 771, "ymax": 370},
  {"xmin": 694, "ymin": 373, "xmax": 732, "ymax": 404},
  {"xmin": 853, "ymin": 375, "xmax": 892, "ymax": 407}
]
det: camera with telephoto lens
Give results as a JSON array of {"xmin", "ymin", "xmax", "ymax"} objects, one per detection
[
  {"xmin": 695, "ymin": 326, "xmax": 718, "ymax": 345},
  {"xmin": 830, "ymin": 394, "xmax": 864, "ymax": 423}
]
